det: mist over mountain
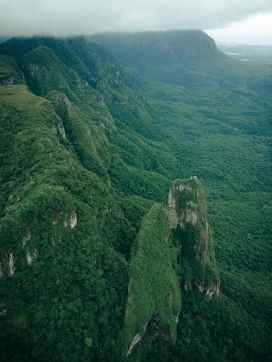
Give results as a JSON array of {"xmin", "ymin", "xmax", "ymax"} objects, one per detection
[
  {"xmin": 90, "ymin": 30, "xmax": 223, "ymax": 65},
  {"xmin": 1, "ymin": 0, "xmax": 272, "ymax": 39},
  {"xmin": 0, "ymin": 31, "xmax": 271, "ymax": 362},
  {"xmin": 89, "ymin": 30, "xmax": 272, "ymax": 89}
]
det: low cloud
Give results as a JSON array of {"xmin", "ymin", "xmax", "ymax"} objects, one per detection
[{"xmin": 0, "ymin": 0, "xmax": 272, "ymax": 37}]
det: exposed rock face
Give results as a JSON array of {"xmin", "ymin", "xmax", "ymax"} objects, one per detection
[
  {"xmin": 64, "ymin": 211, "xmax": 77, "ymax": 228},
  {"xmin": 26, "ymin": 249, "xmax": 38, "ymax": 265},
  {"xmin": 96, "ymin": 67, "xmax": 129, "ymax": 105},
  {"xmin": 90, "ymin": 30, "xmax": 223, "ymax": 68},
  {"xmin": 205, "ymin": 281, "xmax": 220, "ymax": 299},
  {"xmin": 21, "ymin": 63, "xmax": 43, "ymax": 80},
  {"xmin": 22, "ymin": 230, "xmax": 31, "ymax": 247},
  {"xmin": 56, "ymin": 95, "xmax": 71, "ymax": 117},
  {"xmin": 69, "ymin": 211, "xmax": 77, "ymax": 228},
  {"xmin": 106, "ymin": 69, "xmax": 123, "ymax": 85},
  {"xmin": 127, "ymin": 324, "xmax": 147, "ymax": 356},
  {"xmin": 165, "ymin": 177, "xmax": 219, "ymax": 298},
  {"xmin": 1, "ymin": 75, "xmax": 15, "ymax": 85},
  {"xmin": 0, "ymin": 252, "xmax": 16, "ymax": 278},
  {"xmin": 165, "ymin": 176, "xmax": 205, "ymax": 229},
  {"xmin": 91, "ymin": 93, "xmax": 105, "ymax": 105},
  {"xmin": 8, "ymin": 252, "xmax": 16, "ymax": 276}
]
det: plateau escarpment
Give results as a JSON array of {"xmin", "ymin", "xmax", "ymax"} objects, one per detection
[
  {"xmin": 90, "ymin": 30, "xmax": 222, "ymax": 67},
  {"xmin": 89, "ymin": 30, "xmax": 226, "ymax": 87}
]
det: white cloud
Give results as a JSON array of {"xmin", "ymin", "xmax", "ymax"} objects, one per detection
[
  {"xmin": 206, "ymin": 13, "xmax": 272, "ymax": 44},
  {"xmin": 0, "ymin": 0, "xmax": 271, "ymax": 44}
]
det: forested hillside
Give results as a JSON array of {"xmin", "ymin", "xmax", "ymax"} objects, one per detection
[{"xmin": 0, "ymin": 31, "xmax": 271, "ymax": 362}]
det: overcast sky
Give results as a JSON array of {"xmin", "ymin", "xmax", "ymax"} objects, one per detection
[{"xmin": 0, "ymin": 0, "xmax": 271, "ymax": 44}]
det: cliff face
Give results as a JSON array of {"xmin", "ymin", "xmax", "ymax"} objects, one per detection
[
  {"xmin": 89, "ymin": 30, "xmax": 225, "ymax": 87},
  {"xmin": 124, "ymin": 178, "xmax": 219, "ymax": 356},
  {"xmin": 165, "ymin": 177, "xmax": 219, "ymax": 297},
  {"xmin": 90, "ymin": 30, "xmax": 223, "ymax": 68}
]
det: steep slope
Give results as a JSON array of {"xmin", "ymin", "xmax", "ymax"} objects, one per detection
[
  {"xmin": 0, "ymin": 34, "xmax": 271, "ymax": 362},
  {"xmin": 125, "ymin": 177, "xmax": 220, "ymax": 359},
  {"xmin": 90, "ymin": 30, "xmax": 221, "ymax": 67},
  {"xmin": 165, "ymin": 177, "xmax": 219, "ymax": 296},
  {"xmin": 0, "ymin": 86, "xmax": 219, "ymax": 362},
  {"xmin": 0, "ymin": 85, "xmax": 134, "ymax": 361},
  {"xmin": 89, "ymin": 30, "xmax": 272, "ymax": 94},
  {"xmin": 125, "ymin": 204, "xmax": 181, "ymax": 354},
  {"xmin": 0, "ymin": 35, "xmax": 142, "ymax": 89},
  {"xmin": 0, "ymin": 37, "xmax": 186, "ymax": 361},
  {"xmin": 89, "ymin": 30, "xmax": 225, "ymax": 87},
  {"xmin": 0, "ymin": 54, "xmax": 24, "ymax": 85},
  {"xmin": 18, "ymin": 45, "xmax": 115, "ymax": 181},
  {"xmin": 0, "ymin": 36, "xmax": 99, "ymax": 83}
]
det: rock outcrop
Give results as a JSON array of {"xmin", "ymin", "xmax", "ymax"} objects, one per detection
[{"xmin": 165, "ymin": 177, "xmax": 219, "ymax": 298}]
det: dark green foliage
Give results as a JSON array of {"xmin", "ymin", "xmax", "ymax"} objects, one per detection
[
  {"xmin": 89, "ymin": 30, "xmax": 272, "ymax": 96},
  {"xmin": 0, "ymin": 33, "xmax": 271, "ymax": 362},
  {"xmin": 167, "ymin": 178, "xmax": 219, "ymax": 290},
  {"xmin": 0, "ymin": 36, "xmax": 100, "ymax": 82},
  {"xmin": 135, "ymin": 78, "xmax": 272, "ymax": 277},
  {"xmin": 0, "ymin": 54, "xmax": 24, "ymax": 85},
  {"xmin": 45, "ymin": 89, "xmax": 112, "ymax": 181},
  {"xmin": 119, "ymin": 196, "xmax": 155, "ymax": 233},
  {"xmin": 125, "ymin": 204, "xmax": 181, "ymax": 349},
  {"xmin": 142, "ymin": 287, "xmax": 272, "ymax": 362},
  {"xmin": 89, "ymin": 30, "xmax": 225, "ymax": 87},
  {"xmin": 0, "ymin": 85, "xmax": 132, "ymax": 361},
  {"xmin": 109, "ymin": 153, "xmax": 171, "ymax": 201}
]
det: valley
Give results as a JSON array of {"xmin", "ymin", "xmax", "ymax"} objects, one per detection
[{"xmin": 0, "ymin": 31, "xmax": 271, "ymax": 362}]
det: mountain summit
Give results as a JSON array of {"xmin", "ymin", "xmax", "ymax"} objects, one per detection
[{"xmin": 89, "ymin": 30, "xmax": 226, "ymax": 86}]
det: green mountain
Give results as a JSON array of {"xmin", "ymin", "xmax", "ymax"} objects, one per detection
[
  {"xmin": 0, "ymin": 32, "xmax": 271, "ymax": 362},
  {"xmin": 89, "ymin": 30, "xmax": 230, "ymax": 87},
  {"xmin": 89, "ymin": 30, "xmax": 272, "ymax": 94}
]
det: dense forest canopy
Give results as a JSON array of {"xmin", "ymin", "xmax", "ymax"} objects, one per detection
[{"xmin": 0, "ymin": 31, "xmax": 271, "ymax": 361}]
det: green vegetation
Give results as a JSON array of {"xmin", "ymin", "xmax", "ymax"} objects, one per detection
[
  {"xmin": 0, "ymin": 54, "xmax": 24, "ymax": 85},
  {"xmin": 0, "ymin": 85, "xmax": 133, "ymax": 361},
  {"xmin": 125, "ymin": 204, "xmax": 181, "ymax": 348},
  {"xmin": 0, "ymin": 31, "xmax": 271, "ymax": 361},
  {"xmin": 89, "ymin": 30, "xmax": 225, "ymax": 87},
  {"xmin": 166, "ymin": 178, "xmax": 219, "ymax": 289}
]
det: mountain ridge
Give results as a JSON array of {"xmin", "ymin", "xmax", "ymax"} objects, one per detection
[
  {"xmin": 89, "ymin": 30, "xmax": 227, "ymax": 87},
  {"xmin": 0, "ymin": 33, "xmax": 271, "ymax": 362}
]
